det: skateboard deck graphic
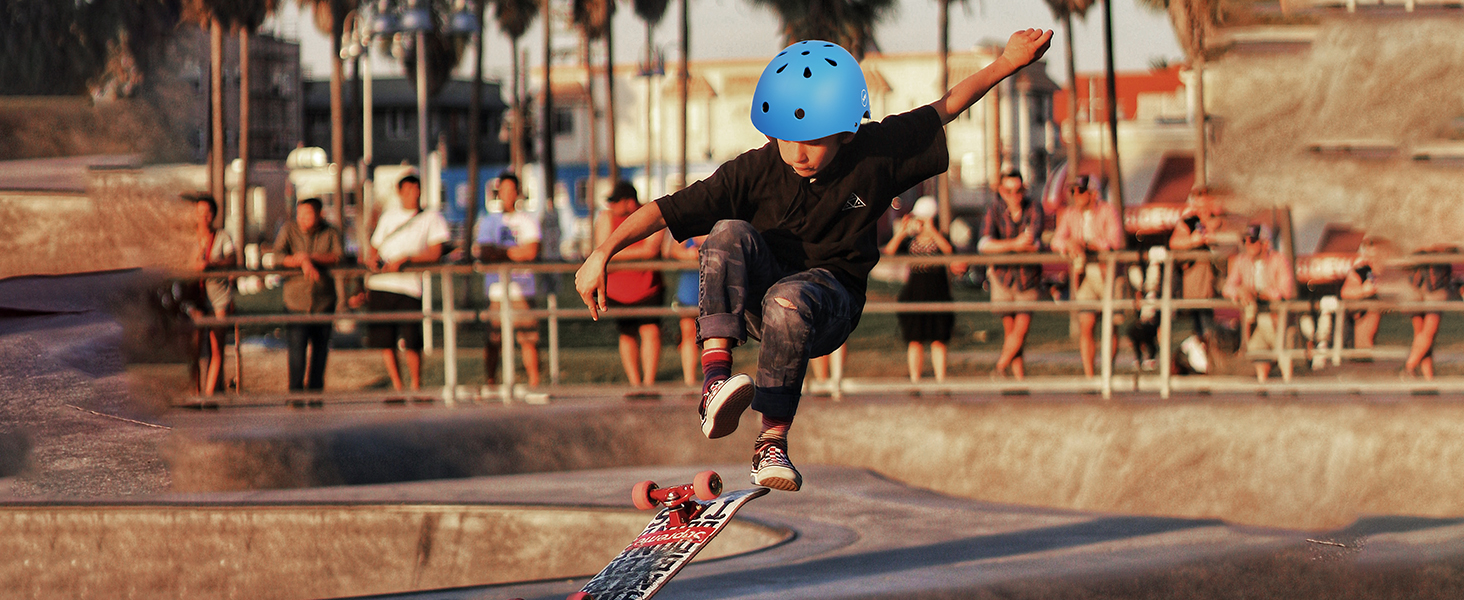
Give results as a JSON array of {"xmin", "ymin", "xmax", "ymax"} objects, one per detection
[{"xmin": 578, "ymin": 485, "xmax": 769, "ymax": 600}]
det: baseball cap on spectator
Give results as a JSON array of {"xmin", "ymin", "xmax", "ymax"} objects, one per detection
[
  {"xmin": 910, "ymin": 195, "xmax": 938, "ymax": 219},
  {"xmin": 1244, "ymin": 224, "xmax": 1271, "ymax": 243}
]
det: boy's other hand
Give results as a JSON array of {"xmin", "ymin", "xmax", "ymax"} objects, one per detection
[
  {"xmin": 1002, "ymin": 29, "xmax": 1054, "ymax": 68},
  {"xmin": 575, "ymin": 251, "xmax": 609, "ymax": 320}
]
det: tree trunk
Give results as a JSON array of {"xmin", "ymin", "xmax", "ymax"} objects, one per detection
[
  {"xmin": 645, "ymin": 22, "xmax": 654, "ymax": 198},
  {"xmin": 237, "ymin": 27, "xmax": 250, "ymax": 259},
  {"xmin": 542, "ymin": 0, "xmax": 557, "ymax": 211},
  {"xmin": 936, "ymin": 0, "xmax": 951, "ymax": 232},
  {"xmin": 1064, "ymin": 13, "xmax": 1081, "ymax": 187},
  {"xmin": 510, "ymin": 38, "xmax": 524, "ymax": 177},
  {"xmin": 677, "ymin": 0, "xmax": 688, "ymax": 192},
  {"xmin": 331, "ymin": 8, "xmax": 346, "ymax": 228},
  {"xmin": 1102, "ymin": 0, "xmax": 1124, "ymax": 223},
  {"xmin": 466, "ymin": 1, "xmax": 486, "ymax": 261},
  {"xmin": 210, "ymin": 17, "xmax": 225, "ymax": 206},
  {"xmin": 605, "ymin": 18, "xmax": 619, "ymax": 182},
  {"xmin": 584, "ymin": 35, "xmax": 599, "ymax": 215}
]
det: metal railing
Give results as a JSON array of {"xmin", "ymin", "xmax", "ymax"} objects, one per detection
[{"xmin": 176, "ymin": 251, "xmax": 1464, "ymax": 404}]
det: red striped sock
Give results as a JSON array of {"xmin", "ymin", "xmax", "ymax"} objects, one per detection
[
  {"xmin": 759, "ymin": 416, "xmax": 792, "ymax": 441},
  {"xmin": 701, "ymin": 348, "xmax": 733, "ymax": 395}
]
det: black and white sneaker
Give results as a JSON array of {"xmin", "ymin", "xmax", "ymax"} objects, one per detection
[
  {"xmin": 699, "ymin": 373, "xmax": 753, "ymax": 439},
  {"xmin": 751, "ymin": 436, "xmax": 802, "ymax": 491}
]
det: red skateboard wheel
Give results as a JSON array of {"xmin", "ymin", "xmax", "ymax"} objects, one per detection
[
  {"xmin": 631, "ymin": 480, "xmax": 659, "ymax": 510},
  {"xmin": 693, "ymin": 470, "xmax": 722, "ymax": 501}
]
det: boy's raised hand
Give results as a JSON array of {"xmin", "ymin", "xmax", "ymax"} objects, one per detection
[{"xmin": 1002, "ymin": 28, "xmax": 1054, "ymax": 69}]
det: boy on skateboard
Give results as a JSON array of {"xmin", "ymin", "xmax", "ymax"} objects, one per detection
[{"xmin": 576, "ymin": 29, "xmax": 1053, "ymax": 492}]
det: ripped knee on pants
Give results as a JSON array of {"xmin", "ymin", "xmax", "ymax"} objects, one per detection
[{"xmin": 773, "ymin": 297, "xmax": 798, "ymax": 310}]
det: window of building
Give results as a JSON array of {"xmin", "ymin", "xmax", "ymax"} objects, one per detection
[
  {"xmin": 553, "ymin": 108, "xmax": 574, "ymax": 136},
  {"xmin": 385, "ymin": 110, "xmax": 412, "ymax": 141}
]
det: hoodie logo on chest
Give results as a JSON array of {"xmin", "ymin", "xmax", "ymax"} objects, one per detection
[{"xmin": 841, "ymin": 193, "xmax": 867, "ymax": 212}]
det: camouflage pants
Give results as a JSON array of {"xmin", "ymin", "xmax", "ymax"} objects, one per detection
[{"xmin": 697, "ymin": 220, "xmax": 856, "ymax": 421}]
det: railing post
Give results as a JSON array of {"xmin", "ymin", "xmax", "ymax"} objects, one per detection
[
  {"xmin": 1332, "ymin": 298, "xmax": 1346, "ymax": 366},
  {"xmin": 1277, "ymin": 302, "xmax": 1292, "ymax": 383},
  {"xmin": 1159, "ymin": 253, "xmax": 1174, "ymax": 399},
  {"xmin": 548, "ymin": 293, "xmax": 561, "ymax": 386},
  {"xmin": 1100, "ymin": 253, "xmax": 1116, "ymax": 399},
  {"xmin": 441, "ymin": 269, "xmax": 458, "ymax": 406},
  {"xmin": 421, "ymin": 271, "xmax": 434, "ymax": 355},
  {"xmin": 499, "ymin": 264, "xmax": 515, "ymax": 403},
  {"xmin": 831, "ymin": 344, "xmax": 845, "ymax": 401}
]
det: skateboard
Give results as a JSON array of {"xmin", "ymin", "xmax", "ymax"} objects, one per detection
[{"xmin": 533, "ymin": 470, "xmax": 769, "ymax": 600}]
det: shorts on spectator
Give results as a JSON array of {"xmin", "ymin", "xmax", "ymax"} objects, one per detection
[
  {"xmin": 364, "ymin": 290, "xmax": 424, "ymax": 351},
  {"xmin": 1246, "ymin": 312, "xmax": 1281, "ymax": 355},
  {"xmin": 1073, "ymin": 263, "xmax": 1111, "ymax": 306},
  {"xmin": 989, "ymin": 274, "xmax": 1038, "ymax": 315},
  {"xmin": 610, "ymin": 289, "xmax": 664, "ymax": 337},
  {"xmin": 1401, "ymin": 285, "xmax": 1453, "ymax": 314},
  {"xmin": 486, "ymin": 297, "xmax": 540, "ymax": 345}
]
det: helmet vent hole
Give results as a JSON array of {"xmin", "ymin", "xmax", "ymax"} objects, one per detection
[
  {"xmin": 825, "ymin": 58, "xmax": 837, "ymax": 67},
  {"xmin": 863, "ymin": 110, "xmax": 871, "ymax": 119},
  {"xmin": 762, "ymin": 102, "xmax": 770, "ymax": 113},
  {"xmin": 801, "ymin": 51, "xmax": 810, "ymax": 55},
  {"xmin": 803, "ymin": 67, "xmax": 812, "ymax": 78},
  {"xmin": 776, "ymin": 64, "xmax": 787, "ymax": 74},
  {"xmin": 795, "ymin": 108, "xmax": 805, "ymax": 120}
]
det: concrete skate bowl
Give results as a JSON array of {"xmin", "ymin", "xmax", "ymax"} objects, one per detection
[
  {"xmin": 165, "ymin": 399, "xmax": 1464, "ymax": 531},
  {"xmin": 0, "ymin": 502, "xmax": 788, "ymax": 599}
]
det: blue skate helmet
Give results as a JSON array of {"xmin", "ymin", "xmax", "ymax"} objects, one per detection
[{"xmin": 750, "ymin": 40, "xmax": 869, "ymax": 142}]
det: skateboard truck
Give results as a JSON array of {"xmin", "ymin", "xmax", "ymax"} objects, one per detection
[{"xmin": 632, "ymin": 471, "xmax": 723, "ymax": 527}]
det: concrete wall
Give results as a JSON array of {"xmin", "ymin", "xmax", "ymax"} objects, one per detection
[
  {"xmin": 0, "ymin": 503, "xmax": 782, "ymax": 599},
  {"xmin": 165, "ymin": 400, "xmax": 1464, "ymax": 531}
]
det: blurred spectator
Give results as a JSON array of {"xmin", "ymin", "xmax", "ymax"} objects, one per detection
[
  {"xmin": 1224, "ymin": 225, "xmax": 1295, "ymax": 383},
  {"xmin": 885, "ymin": 196, "xmax": 955, "ymax": 383},
  {"xmin": 189, "ymin": 194, "xmax": 235, "ymax": 396},
  {"xmin": 1050, "ymin": 175, "xmax": 1123, "ymax": 378},
  {"xmin": 1339, "ymin": 236, "xmax": 1383, "ymax": 353},
  {"xmin": 475, "ymin": 172, "xmax": 542, "ymax": 388},
  {"xmin": 979, "ymin": 171, "xmax": 1044, "ymax": 379},
  {"xmin": 274, "ymin": 197, "xmax": 342, "ymax": 395},
  {"xmin": 668, "ymin": 235, "xmax": 706, "ymax": 386},
  {"xmin": 596, "ymin": 181, "xmax": 666, "ymax": 388},
  {"xmin": 1402, "ymin": 244, "xmax": 1458, "ymax": 380},
  {"xmin": 363, "ymin": 174, "xmax": 450, "ymax": 396},
  {"xmin": 1169, "ymin": 190, "xmax": 1226, "ymax": 338}
]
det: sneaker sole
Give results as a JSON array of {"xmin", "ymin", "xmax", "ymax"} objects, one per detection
[
  {"xmin": 753, "ymin": 470, "xmax": 802, "ymax": 492},
  {"xmin": 702, "ymin": 374, "xmax": 754, "ymax": 439}
]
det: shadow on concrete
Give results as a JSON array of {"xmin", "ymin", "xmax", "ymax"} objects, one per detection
[{"xmin": 670, "ymin": 515, "xmax": 1224, "ymax": 598}]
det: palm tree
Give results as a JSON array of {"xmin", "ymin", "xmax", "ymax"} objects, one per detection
[
  {"xmin": 1137, "ymin": 0, "xmax": 1214, "ymax": 187},
  {"xmin": 573, "ymin": 0, "xmax": 613, "ymax": 217},
  {"xmin": 493, "ymin": 0, "xmax": 539, "ymax": 176},
  {"xmin": 183, "ymin": 0, "xmax": 279, "ymax": 258},
  {"xmin": 1099, "ymin": 0, "xmax": 1124, "ymax": 218},
  {"xmin": 298, "ymin": 0, "xmax": 359, "ymax": 228},
  {"xmin": 746, "ymin": 0, "xmax": 896, "ymax": 60},
  {"xmin": 1040, "ymin": 0, "xmax": 1095, "ymax": 188},
  {"xmin": 633, "ymin": 0, "xmax": 670, "ymax": 196}
]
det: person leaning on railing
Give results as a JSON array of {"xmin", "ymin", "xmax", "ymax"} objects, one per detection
[
  {"xmin": 1339, "ymin": 236, "xmax": 1384, "ymax": 355},
  {"xmin": 188, "ymin": 194, "xmax": 236, "ymax": 396},
  {"xmin": 1050, "ymin": 175, "xmax": 1123, "ymax": 379},
  {"xmin": 979, "ymin": 170, "xmax": 1045, "ymax": 380},
  {"xmin": 361, "ymin": 173, "xmax": 450, "ymax": 397},
  {"xmin": 273, "ymin": 197, "xmax": 343, "ymax": 396},
  {"xmin": 1402, "ymin": 244, "xmax": 1459, "ymax": 380},
  {"xmin": 1224, "ymin": 225, "xmax": 1294, "ymax": 383},
  {"xmin": 475, "ymin": 171, "xmax": 542, "ymax": 389}
]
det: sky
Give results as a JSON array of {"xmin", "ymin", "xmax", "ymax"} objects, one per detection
[{"xmin": 265, "ymin": 0, "xmax": 1184, "ymax": 85}]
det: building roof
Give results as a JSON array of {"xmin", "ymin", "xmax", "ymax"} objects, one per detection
[
  {"xmin": 304, "ymin": 77, "xmax": 507, "ymax": 111},
  {"xmin": 1053, "ymin": 65, "xmax": 1185, "ymax": 124}
]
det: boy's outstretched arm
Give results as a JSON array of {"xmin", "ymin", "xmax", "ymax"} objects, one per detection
[
  {"xmin": 574, "ymin": 201, "xmax": 668, "ymax": 320},
  {"xmin": 929, "ymin": 28, "xmax": 1053, "ymax": 125}
]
